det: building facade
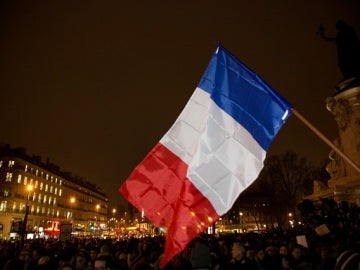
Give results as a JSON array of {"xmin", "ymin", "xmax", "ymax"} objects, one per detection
[{"xmin": 0, "ymin": 145, "xmax": 109, "ymax": 240}]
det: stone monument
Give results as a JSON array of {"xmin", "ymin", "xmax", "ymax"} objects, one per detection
[{"xmin": 307, "ymin": 21, "xmax": 360, "ymax": 205}]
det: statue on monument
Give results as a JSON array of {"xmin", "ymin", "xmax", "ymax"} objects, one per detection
[{"xmin": 319, "ymin": 20, "xmax": 360, "ymax": 81}]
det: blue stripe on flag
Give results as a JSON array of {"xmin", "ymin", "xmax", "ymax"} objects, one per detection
[{"xmin": 198, "ymin": 45, "xmax": 292, "ymax": 151}]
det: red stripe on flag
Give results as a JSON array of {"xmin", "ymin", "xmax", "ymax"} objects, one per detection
[
  {"xmin": 119, "ymin": 143, "xmax": 220, "ymax": 267},
  {"xmin": 161, "ymin": 177, "xmax": 220, "ymax": 267},
  {"xmin": 119, "ymin": 143, "xmax": 186, "ymax": 228}
]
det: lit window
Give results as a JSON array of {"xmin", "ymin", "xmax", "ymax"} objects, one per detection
[
  {"xmin": 38, "ymin": 194, "xmax": 42, "ymax": 203},
  {"xmin": 31, "ymin": 205, "xmax": 35, "ymax": 213},
  {"xmin": 12, "ymin": 202, "xmax": 16, "ymax": 211},
  {"xmin": 40, "ymin": 172, "xmax": 43, "ymax": 177},
  {"xmin": 35, "ymin": 181, "xmax": 38, "ymax": 188},
  {"xmin": 0, "ymin": 161, "xmax": 3, "ymax": 168},
  {"xmin": 24, "ymin": 176, "xmax": 28, "ymax": 185},
  {"xmin": 17, "ymin": 174, "xmax": 22, "ymax": 184},
  {"xmin": 43, "ymin": 195, "xmax": 47, "ymax": 204},
  {"xmin": 8, "ymin": 160, "xmax": 14, "ymax": 167},
  {"xmin": 32, "ymin": 192, "xmax": 36, "ymax": 201},
  {"xmin": 45, "ymin": 184, "xmax": 48, "ymax": 192},
  {"xmin": 59, "ymin": 180, "xmax": 62, "ymax": 186},
  {"xmin": 6, "ymin": 172, "xmax": 13, "ymax": 182},
  {"xmin": 40, "ymin": 182, "xmax": 43, "ymax": 190},
  {"xmin": 47, "ymin": 208, "xmax": 50, "ymax": 215},
  {"xmin": 25, "ymin": 164, "xmax": 28, "ymax": 172},
  {"xmin": 3, "ymin": 190, "xmax": 9, "ymax": 197},
  {"xmin": 36, "ymin": 169, "xmax": 38, "ymax": 176},
  {"xmin": 52, "ymin": 209, "xmax": 55, "ymax": 216},
  {"xmin": 55, "ymin": 178, "xmax": 58, "ymax": 184},
  {"xmin": 53, "ymin": 198, "xmax": 56, "ymax": 206},
  {"xmin": 50, "ymin": 176, "xmax": 53, "ymax": 182},
  {"xmin": 0, "ymin": 201, "xmax": 7, "ymax": 211},
  {"xmin": 59, "ymin": 189, "xmax": 62, "ymax": 196},
  {"xmin": 46, "ymin": 174, "xmax": 49, "ymax": 180},
  {"xmin": 48, "ymin": 196, "xmax": 52, "ymax": 205},
  {"xmin": 36, "ymin": 206, "xmax": 40, "ymax": 214},
  {"xmin": 30, "ymin": 179, "xmax": 34, "ymax": 185},
  {"xmin": 42, "ymin": 207, "xmax": 45, "ymax": 214},
  {"xmin": 50, "ymin": 186, "xmax": 53, "ymax": 193},
  {"xmin": 54, "ymin": 188, "xmax": 58, "ymax": 195},
  {"xmin": 56, "ymin": 210, "xmax": 59, "ymax": 217}
]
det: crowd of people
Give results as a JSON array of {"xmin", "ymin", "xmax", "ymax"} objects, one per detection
[{"xmin": 0, "ymin": 199, "xmax": 359, "ymax": 270}]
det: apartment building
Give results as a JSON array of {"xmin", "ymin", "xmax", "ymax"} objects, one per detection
[{"xmin": 0, "ymin": 145, "xmax": 109, "ymax": 240}]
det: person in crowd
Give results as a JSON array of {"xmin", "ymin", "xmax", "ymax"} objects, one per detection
[
  {"xmin": 59, "ymin": 262, "xmax": 75, "ymax": 270},
  {"xmin": 3, "ymin": 248, "xmax": 36, "ymax": 270},
  {"xmin": 130, "ymin": 240, "xmax": 155, "ymax": 270},
  {"xmin": 94, "ymin": 254, "xmax": 117, "ymax": 270},
  {"xmin": 254, "ymin": 247, "xmax": 269, "ymax": 270},
  {"xmin": 19, "ymin": 249, "xmax": 35, "ymax": 270},
  {"xmin": 245, "ymin": 247, "xmax": 259, "ymax": 269},
  {"xmin": 88, "ymin": 248, "xmax": 98, "ymax": 269},
  {"xmin": 190, "ymin": 237, "xmax": 212, "ymax": 270},
  {"xmin": 3, "ymin": 256, "xmax": 24, "ymax": 270},
  {"xmin": 280, "ymin": 255, "xmax": 292, "ymax": 270},
  {"xmin": 279, "ymin": 244, "xmax": 289, "ymax": 258},
  {"xmin": 30, "ymin": 247, "xmax": 43, "ymax": 269},
  {"xmin": 36, "ymin": 255, "xmax": 53, "ymax": 270},
  {"xmin": 223, "ymin": 241, "xmax": 257, "ymax": 270},
  {"xmin": 116, "ymin": 252, "xmax": 130, "ymax": 270},
  {"xmin": 313, "ymin": 246, "xmax": 337, "ymax": 270},
  {"xmin": 264, "ymin": 245, "xmax": 281, "ymax": 269},
  {"xmin": 289, "ymin": 244, "xmax": 311, "ymax": 269},
  {"xmin": 75, "ymin": 251, "xmax": 90, "ymax": 270}
]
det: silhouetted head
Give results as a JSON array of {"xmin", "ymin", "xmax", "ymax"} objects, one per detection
[{"xmin": 336, "ymin": 19, "xmax": 347, "ymax": 30}]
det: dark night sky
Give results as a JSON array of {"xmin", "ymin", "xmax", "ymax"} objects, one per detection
[{"xmin": 0, "ymin": 1, "xmax": 359, "ymax": 208}]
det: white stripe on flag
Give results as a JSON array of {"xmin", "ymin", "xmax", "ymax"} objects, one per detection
[{"xmin": 160, "ymin": 87, "xmax": 265, "ymax": 215}]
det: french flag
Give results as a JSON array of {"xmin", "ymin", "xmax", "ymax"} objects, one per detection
[{"xmin": 119, "ymin": 44, "xmax": 292, "ymax": 267}]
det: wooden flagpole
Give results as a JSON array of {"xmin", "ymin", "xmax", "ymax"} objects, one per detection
[{"xmin": 291, "ymin": 108, "xmax": 360, "ymax": 174}]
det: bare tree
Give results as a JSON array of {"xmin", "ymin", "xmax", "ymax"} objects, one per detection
[{"xmin": 237, "ymin": 151, "xmax": 329, "ymax": 228}]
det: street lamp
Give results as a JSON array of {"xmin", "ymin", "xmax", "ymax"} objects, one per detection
[
  {"xmin": 70, "ymin": 197, "xmax": 76, "ymax": 226},
  {"xmin": 70, "ymin": 197, "xmax": 76, "ymax": 204},
  {"xmin": 26, "ymin": 184, "xmax": 33, "ymax": 200},
  {"xmin": 95, "ymin": 204, "xmax": 100, "ymax": 220},
  {"xmin": 239, "ymin": 212, "xmax": 243, "ymax": 224},
  {"xmin": 20, "ymin": 184, "xmax": 33, "ymax": 248},
  {"xmin": 94, "ymin": 204, "xmax": 100, "ymax": 235},
  {"xmin": 112, "ymin": 208, "xmax": 116, "ymax": 218}
]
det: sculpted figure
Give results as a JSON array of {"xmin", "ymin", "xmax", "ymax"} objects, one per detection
[{"xmin": 319, "ymin": 20, "xmax": 360, "ymax": 80}]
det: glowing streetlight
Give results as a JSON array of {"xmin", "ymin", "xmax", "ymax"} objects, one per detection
[
  {"xmin": 288, "ymin": 213, "xmax": 293, "ymax": 228},
  {"xmin": 112, "ymin": 208, "xmax": 116, "ymax": 218},
  {"xmin": 95, "ymin": 204, "xmax": 100, "ymax": 220},
  {"xmin": 21, "ymin": 184, "xmax": 34, "ymax": 248},
  {"xmin": 69, "ymin": 197, "xmax": 76, "ymax": 223},
  {"xmin": 70, "ymin": 197, "xmax": 76, "ymax": 204},
  {"xmin": 26, "ymin": 184, "xmax": 34, "ymax": 200}
]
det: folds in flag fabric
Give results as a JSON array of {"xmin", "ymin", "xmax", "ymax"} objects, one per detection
[{"xmin": 119, "ymin": 44, "xmax": 292, "ymax": 268}]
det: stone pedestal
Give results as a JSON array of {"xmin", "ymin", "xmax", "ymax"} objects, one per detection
[{"xmin": 307, "ymin": 77, "xmax": 360, "ymax": 205}]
